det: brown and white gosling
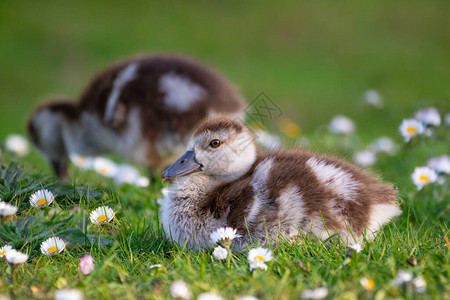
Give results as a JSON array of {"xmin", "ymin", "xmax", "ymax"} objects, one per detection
[
  {"xmin": 27, "ymin": 54, "xmax": 245, "ymax": 179},
  {"xmin": 160, "ymin": 117, "xmax": 402, "ymax": 250}
]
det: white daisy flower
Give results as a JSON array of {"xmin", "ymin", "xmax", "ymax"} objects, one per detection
[
  {"xmin": 30, "ymin": 189, "xmax": 54, "ymax": 207},
  {"xmin": 210, "ymin": 227, "xmax": 239, "ymax": 246},
  {"xmin": 360, "ymin": 277, "xmax": 375, "ymax": 291},
  {"xmin": 69, "ymin": 153, "xmax": 94, "ymax": 170},
  {"xmin": 415, "ymin": 107, "xmax": 441, "ymax": 127},
  {"xmin": 170, "ymin": 280, "xmax": 191, "ymax": 300},
  {"xmin": 411, "ymin": 166, "xmax": 437, "ymax": 191},
  {"xmin": 372, "ymin": 136, "xmax": 396, "ymax": 155},
  {"xmin": 197, "ymin": 292, "xmax": 224, "ymax": 300},
  {"xmin": 149, "ymin": 264, "xmax": 162, "ymax": 270},
  {"xmin": 254, "ymin": 130, "xmax": 281, "ymax": 150},
  {"xmin": 135, "ymin": 176, "xmax": 150, "ymax": 187},
  {"xmin": 328, "ymin": 115, "xmax": 355, "ymax": 135},
  {"xmin": 93, "ymin": 157, "xmax": 119, "ymax": 178},
  {"xmin": 90, "ymin": 206, "xmax": 115, "ymax": 224},
  {"xmin": 427, "ymin": 155, "xmax": 450, "ymax": 175},
  {"xmin": 0, "ymin": 245, "xmax": 13, "ymax": 257},
  {"xmin": 5, "ymin": 249, "xmax": 28, "ymax": 264},
  {"xmin": 301, "ymin": 287, "xmax": 328, "ymax": 299},
  {"xmin": 412, "ymin": 276, "xmax": 426, "ymax": 293},
  {"xmin": 362, "ymin": 89, "xmax": 383, "ymax": 108},
  {"xmin": 114, "ymin": 164, "xmax": 140, "ymax": 185},
  {"xmin": 212, "ymin": 246, "xmax": 228, "ymax": 261},
  {"xmin": 54, "ymin": 288, "xmax": 84, "ymax": 300},
  {"xmin": 354, "ymin": 150, "xmax": 376, "ymax": 167},
  {"xmin": 445, "ymin": 113, "xmax": 450, "ymax": 126},
  {"xmin": 5, "ymin": 134, "xmax": 29, "ymax": 156},
  {"xmin": 0, "ymin": 201, "xmax": 18, "ymax": 216},
  {"xmin": 40, "ymin": 237, "xmax": 66, "ymax": 255},
  {"xmin": 238, "ymin": 296, "xmax": 259, "ymax": 300},
  {"xmin": 399, "ymin": 119, "xmax": 425, "ymax": 142},
  {"xmin": 248, "ymin": 247, "xmax": 273, "ymax": 271},
  {"xmin": 393, "ymin": 270, "xmax": 413, "ymax": 286}
]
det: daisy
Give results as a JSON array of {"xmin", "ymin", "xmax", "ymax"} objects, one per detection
[
  {"xmin": 328, "ymin": 115, "xmax": 355, "ymax": 135},
  {"xmin": 254, "ymin": 130, "xmax": 281, "ymax": 150},
  {"xmin": 197, "ymin": 293, "xmax": 224, "ymax": 300},
  {"xmin": 411, "ymin": 166, "xmax": 437, "ymax": 191},
  {"xmin": 69, "ymin": 153, "xmax": 94, "ymax": 170},
  {"xmin": 90, "ymin": 206, "xmax": 115, "ymax": 224},
  {"xmin": 135, "ymin": 176, "xmax": 150, "ymax": 187},
  {"xmin": 362, "ymin": 89, "xmax": 383, "ymax": 108},
  {"xmin": 445, "ymin": 113, "xmax": 450, "ymax": 126},
  {"xmin": 0, "ymin": 245, "xmax": 13, "ymax": 257},
  {"xmin": 212, "ymin": 246, "xmax": 228, "ymax": 261},
  {"xmin": 415, "ymin": 107, "xmax": 441, "ymax": 127},
  {"xmin": 5, "ymin": 134, "xmax": 29, "ymax": 156},
  {"xmin": 170, "ymin": 280, "xmax": 191, "ymax": 300},
  {"xmin": 280, "ymin": 119, "xmax": 301, "ymax": 139},
  {"xmin": 427, "ymin": 155, "xmax": 450, "ymax": 174},
  {"xmin": 54, "ymin": 288, "xmax": 84, "ymax": 300},
  {"xmin": 79, "ymin": 254, "xmax": 95, "ymax": 275},
  {"xmin": 360, "ymin": 277, "xmax": 375, "ymax": 291},
  {"xmin": 393, "ymin": 270, "xmax": 413, "ymax": 286},
  {"xmin": 93, "ymin": 157, "xmax": 119, "ymax": 178},
  {"xmin": 5, "ymin": 249, "xmax": 28, "ymax": 264},
  {"xmin": 399, "ymin": 119, "xmax": 424, "ymax": 142},
  {"xmin": 40, "ymin": 237, "xmax": 66, "ymax": 255},
  {"xmin": 371, "ymin": 136, "xmax": 396, "ymax": 155},
  {"xmin": 412, "ymin": 276, "xmax": 426, "ymax": 293},
  {"xmin": 248, "ymin": 247, "xmax": 273, "ymax": 271},
  {"xmin": 353, "ymin": 150, "xmax": 376, "ymax": 167},
  {"xmin": 114, "ymin": 164, "xmax": 140, "ymax": 185},
  {"xmin": 301, "ymin": 287, "xmax": 328, "ymax": 299},
  {"xmin": 29, "ymin": 189, "xmax": 54, "ymax": 207},
  {"xmin": 239, "ymin": 296, "xmax": 259, "ymax": 300},
  {"xmin": 210, "ymin": 227, "xmax": 239, "ymax": 247},
  {"xmin": 149, "ymin": 264, "xmax": 162, "ymax": 270},
  {"xmin": 0, "ymin": 201, "xmax": 18, "ymax": 217}
]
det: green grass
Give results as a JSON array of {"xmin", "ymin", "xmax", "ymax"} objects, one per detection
[{"xmin": 0, "ymin": 0, "xmax": 449, "ymax": 299}]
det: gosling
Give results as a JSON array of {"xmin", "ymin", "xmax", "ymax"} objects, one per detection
[
  {"xmin": 27, "ymin": 54, "xmax": 245, "ymax": 179},
  {"xmin": 160, "ymin": 117, "xmax": 402, "ymax": 250}
]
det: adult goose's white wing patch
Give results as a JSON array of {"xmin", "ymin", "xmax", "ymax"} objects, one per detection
[
  {"xmin": 159, "ymin": 72, "xmax": 206, "ymax": 112},
  {"xmin": 104, "ymin": 63, "xmax": 139, "ymax": 123},
  {"xmin": 306, "ymin": 157, "xmax": 359, "ymax": 201}
]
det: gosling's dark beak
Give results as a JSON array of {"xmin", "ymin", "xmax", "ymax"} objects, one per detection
[{"xmin": 162, "ymin": 151, "xmax": 203, "ymax": 180}]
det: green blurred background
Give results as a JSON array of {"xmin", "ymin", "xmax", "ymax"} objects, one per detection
[{"xmin": 1, "ymin": 0, "xmax": 449, "ymax": 141}]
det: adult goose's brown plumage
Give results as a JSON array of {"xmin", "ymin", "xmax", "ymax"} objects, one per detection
[
  {"xmin": 160, "ymin": 117, "xmax": 402, "ymax": 250},
  {"xmin": 27, "ymin": 54, "xmax": 245, "ymax": 179}
]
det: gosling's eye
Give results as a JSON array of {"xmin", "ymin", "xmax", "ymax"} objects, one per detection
[{"xmin": 209, "ymin": 139, "xmax": 221, "ymax": 148}]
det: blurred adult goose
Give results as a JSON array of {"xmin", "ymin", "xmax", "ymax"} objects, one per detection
[
  {"xmin": 27, "ymin": 54, "xmax": 245, "ymax": 179},
  {"xmin": 161, "ymin": 117, "xmax": 401, "ymax": 250}
]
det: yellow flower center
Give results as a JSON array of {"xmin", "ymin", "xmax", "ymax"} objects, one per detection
[
  {"xmin": 97, "ymin": 215, "xmax": 108, "ymax": 223},
  {"xmin": 37, "ymin": 198, "xmax": 47, "ymax": 206},
  {"xmin": 48, "ymin": 246, "xmax": 58, "ymax": 254},
  {"xmin": 0, "ymin": 251, "xmax": 6, "ymax": 256},
  {"xmin": 255, "ymin": 255, "xmax": 264, "ymax": 261},
  {"xmin": 100, "ymin": 167, "xmax": 108, "ymax": 174},
  {"xmin": 406, "ymin": 127, "xmax": 417, "ymax": 134},
  {"xmin": 77, "ymin": 157, "xmax": 86, "ymax": 166},
  {"xmin": 283, "ymin": 122, "xmax": 301, "ymax": 139},
  {"xmin": 419, "ymin": 175, "xmax": 430, "ymax": 183}
]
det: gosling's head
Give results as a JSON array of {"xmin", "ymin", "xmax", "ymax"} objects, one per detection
[
  {"xmin": 162, "ymin": 117, "xmax": 257, "ymax": 183},
  {"xmin": 27, "ymin": 99, "xmax": 79, "ymax": 179}
]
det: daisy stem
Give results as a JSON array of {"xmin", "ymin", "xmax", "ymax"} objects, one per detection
[{"xmin": 226, "ymin": 246, "xmax": 232, "ymax": 269}]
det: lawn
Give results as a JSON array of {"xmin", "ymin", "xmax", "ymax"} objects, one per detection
[{"xmin": 0, "ymin": 0, "xmax": 449, "ymax": 299}]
